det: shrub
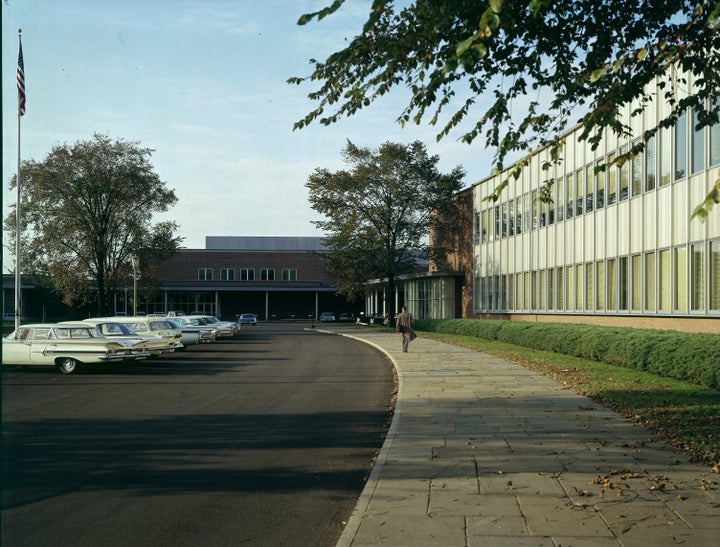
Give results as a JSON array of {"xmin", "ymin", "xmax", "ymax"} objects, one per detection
[{"xmin": 415, "ymin": 319, "xmax": 720, "ymax": 390}]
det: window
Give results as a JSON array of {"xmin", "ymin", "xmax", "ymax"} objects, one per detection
[
  {"xmin": 675, "ymin": 110, "xmax": 687, "ymax": 180},
  {"xmin": 619, "ymin": 257, "xmax": 629, "ymax": 310},
  {"xmin": 516, "ymin": 198, "xmax": 523, "ymax": 235},
  {"xmin": 659, "ymin": 249, "xmax": 671, "ymax": 310},
  {"xmin": 575, "ymin": 169, "xmax": 584, "ymax": 216},
  {"xmin": 474, "ymin": 275, "xmax": 483, "ymax": 310},
  {"xmin": 557, "ymin": 267, "xmax": 564, "ymax": 309},
  {"xmin": 575, "ymin": 264, "xmax": 584, "ymax": 311},
  {"xmin": 565, "ymin": 174, "xmax": 574, "ymax": 219},
  {"xmin": 522, "ymin": 194, "xmax": 530, "ymax": 232},
  {"xmin": 261, "ymin": 268, "xmax": 275, "ymax": 281},
  {"xmin": 487, "ymin": 208, "xmax": 494, "ymax": 241},
  {"xmin": 596, "ymin": 260, "xmax": 605, "ymax": 310},
  {"xmin": 508, "ymin": 199, "xmax": 516, "ymax": 235},
  {"xmin": 692, "ymin": 109, "xmax": 705, "ymax": 174},
  {"xmin": 508, "ymin": 274, "xmax": 515, "ymax": 310},
  {"xmin": 632, "ymin": 255, "xmax": 642, "ymax": 311},
  {"xmin": 619, "ymin": 147, "xmax": 629, "ymax": 200},
  {"xmin": 675, "ymin": 247, "xmax": 687, "ymax": 311},
  {"xmin": 691, "ymin": 243, "xmax": 705, "ymax": 310},
  {"xmin": 495, "ymin": 205, "xmax": 502, "ymax": 238},
  {"xmin": 608, "ymin": 259, "xmax": 617, "ymax": 310},
  {"xmin": 596, "ymin": 161, "xmax": 605, "ymax": 209},
  {"xmin": 585, "ymin": 263, "xmax": 594, "ymax": 310},
  {"xmin": 712, "ymin": 98, "xmax": 720, "ymax": 166},
  {"xmin": 548, "ymin": 269, "xmax": 555, "ymax": 310},
  {"xmin": 711, "ymin": 241, "xmax": 720, "ymax": 310},
  {"xmin": 566, "ymin": 266, "xmax": 575, "ymax": 310},
  {"xmin": 539, "ymin": 270, "xmax": 547, "ymax": 310},
  {"xmin": 556, "ymin": 177, "xmax": 565, "ymax": 221},
  {"xmin": 531, "ymin": 191, "xmax": 539, "ymax": 229},
  {"xmin": 531, "ymin": 271, "xmax": 538, "ymax": 309},
  {"xmin": 607, "ymin": 152, "xmax": 617, "ymax": 205},
  {"xmin": 524, "ymin": 272, "xmax": 530, "ymax": 309},
  {"xmin": 585, "ymin": 165, "xmax": 594, "ymax": 212},
  {"xmin": 282, "ymin": 269, "xmax": 297, "ymax": 281},
  {"xmin": 546, "ymin": 190, "xmax": 554, "ymax": 226},
  {"xmin": 660, "ymin": 126, "xmax": 672, "ymax": 187},
  {"xmin": 631, "ymin": 140, "xmax": 642, "ymax": 196},
  {"xmin": 515, "ymin": 275, "xmax": 523, "ymax": 310},
  {"xmin": 502, "ymin": 203, "xmax": 509, "ymax": 237},
  {"xmin": 241, "ymin": 268, "xmax": 255, "ymax": 281},
  {"xmin": 645, "ymin": 252, "xmax": 656, "ymax": 311},
  {"xmin": 480, "ymin": 211, "xmax": 488, "ymax": 242},
  {"xmin": 198, "ymin": 268, "xmax": 213, "ymax": 281},
  {"xmin": 220, "ymin": 268, "xmax": 235, "ymax": 281},
  {"xmin": 645, "ymin": 135, "xmax": 656, "ymax": 191}
]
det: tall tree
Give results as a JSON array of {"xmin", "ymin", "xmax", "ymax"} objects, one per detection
[
  {"xmin": 307, "ymin": 140, "xmax": 465, "ymax": 322},
  {"xmin": 290, "ymin": 1, "xmax": 720, "ymax": 215},
  {"xmin": 5, "ymin": 133, "xmax": 183, "ymax": 316}
]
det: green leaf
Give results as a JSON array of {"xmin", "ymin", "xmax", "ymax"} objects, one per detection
[
  {"xmin": 709, "ymin": 2, "xmax": 720, "ymax": 26},
  {"xmin": 472, "ymin": 43, "xmax": 488, "ymax": 58},
  {"xmin": 489, "ymin": 0, "xmax": 504, "ymax": 14},
  {"xmin": 456, "ymin": 36, "xmax": 476, "ymax": 57},
  {"xmin": 589, "ymin": 66, "xmax": 609, "ymax": 83}
]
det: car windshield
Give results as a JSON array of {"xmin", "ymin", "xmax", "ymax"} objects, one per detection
[
  {"xmin": 149, "ymin": 321, "xmax": 174, "ymax": 331},
  {"xmin": 96, "ymin": 322, "xmax": 135, "ymax": 336}
]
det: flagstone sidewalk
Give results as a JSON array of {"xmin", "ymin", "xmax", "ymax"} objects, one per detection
[{"xmin": 322, "ymin": 328, "xmax": 719, "ymax": 547}]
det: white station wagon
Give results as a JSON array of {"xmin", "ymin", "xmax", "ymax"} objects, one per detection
[
  {"xmin": 90, "ymin": 316, "xmax": 184, "ymax": 350},
  {"xmin": 71, "ymin": 319, "xmax": 178, "ymax": 356},
  {"xmin": 2, "ymin": 323, "xmax": 152, "ymax": 374}
]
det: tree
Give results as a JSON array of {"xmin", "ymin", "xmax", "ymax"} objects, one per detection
[
  {"xmin": 5, "ymin": 134, "xmax": 183, "ymax": 316},
  {"xmin": 307, "ymin": 140, "xmax": 465, "ymax": 323},
  {"xmin": 290, "ymin": 1, "xmax": 720, "ymax": 216}
]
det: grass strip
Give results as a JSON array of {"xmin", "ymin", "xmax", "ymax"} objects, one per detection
[{"xmin": 418, "ymin": 330, "xmax": 720, "ymax": 470}]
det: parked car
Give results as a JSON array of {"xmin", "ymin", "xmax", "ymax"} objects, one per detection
[
  {"xmin": 185, "ymin": 315, "xmax": 238, "ymax": 337},
  {"xmin": 2, "ymin": 323, "xmax": 152, "ymax": 374},
  {"xmin": 319, "ymin": 312, "xmax": 336, "ymax": 322},
  {"xmin": 165, "ymin": 319, "xmax": 202, "ymax": 347},
  {"xmin": 167, "ymin": 317, "xmax": 216, "ymax": 344},
  {"xmin": 65, "ymin": 320, "xmax": 177, "ymax": 356},
  {"xmin": 239, "ymin": 313, "xmax": 257, "ymax": 325},
  {"xmin": 91, "ymin": 316, "xmax": 184, "ymax": 350}
]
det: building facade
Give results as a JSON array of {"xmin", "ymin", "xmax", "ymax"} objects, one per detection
[
  {"xmin": 472, "ymin": 72, "xmax": 720, "ymax": 334},
  {"xmin": 151, "ymin": 236, "xmax": 360, "ymax": 321}
]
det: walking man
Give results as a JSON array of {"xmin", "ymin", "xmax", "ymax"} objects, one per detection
[{"xmin": 396, "ymin": 306, "xmax": 415, "ymax": 353}]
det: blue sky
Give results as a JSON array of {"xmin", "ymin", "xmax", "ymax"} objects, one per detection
[{"xmin": 2, "ymin": 1, "xmax": 495, "ymax": 269}]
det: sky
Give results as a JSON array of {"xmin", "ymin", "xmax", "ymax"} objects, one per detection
[{"xmin": 2, "ymin": 0, "xmax": 498, "ymax": 271}]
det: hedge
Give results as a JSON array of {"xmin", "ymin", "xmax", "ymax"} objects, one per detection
[{"xmin": 414, "ymin": 319, "xmax": 720, "ymax": 390}]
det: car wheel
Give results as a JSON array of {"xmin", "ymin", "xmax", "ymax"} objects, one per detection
[{"xmin": 57, "ymin": 358, "xmax": 78, "ymax": 374}]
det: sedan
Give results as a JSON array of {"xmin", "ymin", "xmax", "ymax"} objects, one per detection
[
  {"xmin": 239, "ymin": 313, "xmax": 257, "ymax": 325},
  {"xmin": 319, "ymin": 312, "xmax": 336, "ymax": 322},
  {"xmin": 2, "ymin": 323, "xmax": 152, "ymax": 374}
]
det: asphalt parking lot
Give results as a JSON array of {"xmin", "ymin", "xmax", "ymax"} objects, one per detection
[{"xmin": 1, "ymin": 323, "xmax": 396, "ymax": 547}]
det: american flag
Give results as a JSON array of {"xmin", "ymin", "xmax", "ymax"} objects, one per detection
[{"xmin": 17, "ymin": 39, "xmax": 26, "ymax": 117}]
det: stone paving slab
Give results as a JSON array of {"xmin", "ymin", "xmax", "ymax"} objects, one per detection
[{"xmin": 327, "ymin": 329, "xmax": 719, "ymax": 547}]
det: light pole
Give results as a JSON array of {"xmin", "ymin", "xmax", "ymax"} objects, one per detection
[{"xmin": 131, "ymin": 256, "xmax": 139, "ymax": 316}]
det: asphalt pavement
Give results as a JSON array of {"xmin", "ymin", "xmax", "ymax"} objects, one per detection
[{"xmin": 319, "ymin": 326, "xmax": 720, "ymax": 547}]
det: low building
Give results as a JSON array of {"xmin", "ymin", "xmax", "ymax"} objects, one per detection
[{"xmin": 150, "ymin": 236, "xmax": 359, "ymax": 321}]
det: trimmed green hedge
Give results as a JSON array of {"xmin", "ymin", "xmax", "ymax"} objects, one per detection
[{"xmin": 414, "ymin": 319, "xmax": 720, "ymax": 390}]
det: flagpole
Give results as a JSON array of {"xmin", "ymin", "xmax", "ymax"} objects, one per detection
[{"xmin": 15, "ymin": 29, "xmax": 24, "ymax": 331}]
